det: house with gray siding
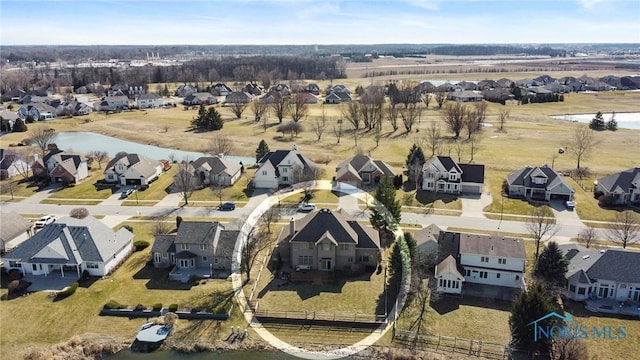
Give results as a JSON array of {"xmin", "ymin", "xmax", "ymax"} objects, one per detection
[
  {"xmin": 595, "ymin": 168, "xmax": 640, "ymax": 206},
  {"xmin": 507, "ymin": 165, "xmax": 574, "ymax": 202},
  {"xmin": 276, "ymin": 208, "xmax": 381, "ymax": 274}
]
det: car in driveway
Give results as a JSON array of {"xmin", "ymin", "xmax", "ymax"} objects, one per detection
[
  {"xmin": 218, "ymin": 202, "xmax": 236, "ymax": 211},
  {"xmin": 120, "ymin": 188, "xmax": 134, "ymax": 199},
  {"xmin": 565, "ymin": 201, "xmax": 575, "ymax": 211},
  {"xmin": 297, "ymin": 203, "xmax": 316, "ymax": 212},
  {"xmin": 35, "ymin": 215, "xmax": 56, "ymax": 228}
]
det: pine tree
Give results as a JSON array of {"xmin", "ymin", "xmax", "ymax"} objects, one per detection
[
  {"xmin": 12, "ymin": 118, "xmax": 28, "ymax": 132},
  {"xmin": 207, "ymin": 107, "xmax": 224, "ymax": 130},
  {"xmin": 403, "ymin": 231, "xmax": 417, "ymax": 262},
  {"xmin": 255, "ymin": 139, "xmax": 270, "ymax": 162},
  {"xmin": 509, "ymin": 282, "xmax": 558, "ymax": 355},
  {"xmin": 534, "ymin": 241, "xmax": 569, "ymax": 287},
  {"xmin": 405, "ymin": 144, "xmax": 426, "ymax": 167},
  {"xmin": 589, "ymin": 111, "xmax": 605, "ymax": 130},
  {"xmin": 370, "ymin": 176, "xmax": 402, "ymax": 232},
  {"xmin": 606, "ymin": 111, "xmax": 617, "ymax": 131}
]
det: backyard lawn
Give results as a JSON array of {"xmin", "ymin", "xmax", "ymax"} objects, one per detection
[{"xmin": 47, "ymin": 170, "xmax": 113, "ymax": 200}]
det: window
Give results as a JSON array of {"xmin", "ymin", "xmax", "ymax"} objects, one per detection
[
  {"xmin": 214, "ymin": 258, "xmax": 219, "ymax": 264},
  {"xmin": 498, "ymin": 258, "xmax": 506, "ymax": 265},
  {"xmin": 447, "ymin": 280, "xmax": 451, "ymax": 288},
  {"xmin": 569, "ymin": 284, "xmax": 576, "ymax": 292},
  {"xmin": 86, "ymin": 262, "xmax": 99, "ymax": 269},
  {"xmin": 180, "ymin": 244, "xmax": 189, "ymax": 250},
  {"xmin": 339, "ymin": 244, "xmax": 349, "ymax": 251},
  {"xmin": 202, "ymin": 256, "xmax": 208, "ymax": 262},
  {"xmin": 322, "ymin": 242, "xmax": 331, "ymax": 252},
  {"xmin": 578, "ymin": 288, "xmax": 586, "ymax": 295},
  {"xmin": 32, "ymin": 264, "xmax": 38, "ymax": 271},
  {"xmin": 282, "ymin": 167, "xmax": 288, "ymax": 173},
  {"xmin": 515, "ymin": 275, "xmax": 520, "ymax": 281},
  {"xmin": 479, "ymin": 271, "xmax": 488, "ymax": 279},
  {"xmin": 299, "ymin": 256, "xmax": 313, "ymax": 265},
  {"xmin": 359, "ymin": 255, "xmax": 370, "ymax": 262},
  {"xmin": 439, "ymin": 279, "xmax": 444, "ymax": 287},
  {"xmin": 347, "ymin": 257, "xmax": 353, "ymax": 263},
  {"xmin": 8, "ymin": 261, "xmax": 20, "ymax": 268},
  {"xmin": 200, "ymin": 244, "xmax": 208, "ymax": 250},
  {"xmin": 427, "ymin": 172, "xmax": 434, "ymax": 178},
  {"xmin": 496, "ymin": 273, "xmax": 501, "ymax": 279},
  {"xmin": 262, "ymin": 170, "xmax": 267, "ymax": 176},
  {"xmin": 481, "ymin": 256, "xmax": 489, "ymax": 263},
  {"xmin": 465, "ymin": 269, "xmax": 471, "ymax": 276},
  {"xmin": 282, "ymin": 176, "xmax": 289, "ymax": 182}
]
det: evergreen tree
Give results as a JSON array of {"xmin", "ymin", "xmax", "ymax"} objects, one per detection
[
  {"xmin": 191, "ymin": 106, "xmax": 224, "ymax": 131},
  {"xmin": 606, "ymin": 112, "xmax": 618, "ymax": 131},
  {"xmin": 403, "ymin": 231, "xmax": 417, "ymax": 262},
  {"xmin": 12, "ymin": 118, "xmax": 28, "ymax": 132},
  {"xmin": 509, "ymin": 282, "xmax": 558, "ymax": 355},
  {"xmin": 589, "ymin": 111, "xmax": 605, "ymax": 130},
  {"xmin": 208, "ymin": 107, "xmax": 224, "ymax": 130},
  {"xmin": 255, "ymin": 139, "xmax": 270, "ymax": 162},
  {"xmin": 534, "ymin": 241, "xmax": 569, "ymax": 287},
  {"xmin": 405, "ymin": 144, "xmax": 426, "ymax": 167},
  {"xmin": 370, "ymin": 176, "xmax": 402, "ymax": 232}
]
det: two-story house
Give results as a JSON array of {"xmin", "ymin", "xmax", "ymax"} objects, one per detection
[
  {"xmin": 0, "ymin": 149, "xmax": 28, "ymax": 180},
  {"xmin": 421, "ymin": 156, "xmax": 485, "ymax": 195},
  {"xmin": 276, "ymin": 208, "xmax": 381, "ymax": 274},
  {"xmin": 136, "ymin": 93, "xmax": 163, "ymax": 109},
  {"xmin": 560, "ymin": 244, "xmax": 640, "ymax": 302},
  {"xmin": 507, "ymin": 165, "xmax": 574, "ymax": 202},
  {"xmin": 335, "ymin": 152, "xmax": 396, "ymax": 188},
  {"xmin": 252, "ymin": 145, "xmax": 317, "ymax": 189},
  {"xmin": 434, "ymin": 231, "xmax": 526, "ymax": 297},
  {"xmin": 173, "ymin": 155, "xmax": 242, "ymax": 190},
  {"xmin": 104, "ymin": 153, "xmax": 163, "ymax": 187},
  {"xmin": 595, "ymin": 168, "xmax": 640, "ymax": 206},
  {"xmin": 17, "ymin": 103, "xmax": 57, "ymax": 121},
  {"xmin": 31, "ymin": 150, "xmax": 89, "ymax": 184},
  {"xmin": 150, "ymin": 221, "xmax": 239, "ymax": 281},
  {"xmin": 94, "ymin": 95, "xmax": 129, "ymax": 112}
]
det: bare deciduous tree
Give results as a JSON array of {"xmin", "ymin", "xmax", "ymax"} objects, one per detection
[
  {"xmin": 385, "ymin": 104, "xmax": 399, "ymax": 132},
  {"xmin": 276, "ymin": 121, "xmax": 303, "ymax": 139},
  {"xmin": 424, "ymin": 122, "xmax": 443, "ymax": 157},
  {"xmin": 606, "ymin": 211, "xmax": 640, "ymax": 248},
  {"xmin": 400, "ymin": 102, "xmax": 420, "ymax": 133},
  {"xmin": 152, "ymin": 215, "xmax": 171, "ymax": 235},
  {"xmin": 360, "ymin": 89, "xmax": 385, "ymax": 130},
  {"xmin": 288, "ymin": 93, "xmax": 309, "ymax": 122},
  {"xmin": 229, "ymin": 101, "xmax": 247, "ymax": 119},
  {"xmin": 422, "ymin": 93, "xmax": 432, "ymax": 110},
  {"xmin": 341, "ymin": 101, "xmax": 361, "ymax": 131},
  {"xmin": 311, "ymin": 105, "xmax": 328, "ymax": 141},
  {"xmin": 441, "ymin": 102, "xmax": 467, "ymax": 138},
  {"xmin": 550, "ymin": 331, "xmax": 589, "ymax": 360},
  {"xmin": 453, "ymin": 140, "xmax": 465, "ymax": 162},
  {"xmin": 467, "ymin": 132, "xmax": 483, "ymax": 162},
  {"xmin": 174, "ymin": 159, "xmax": 196, "ymax": 205},
  {"xmin": 577, "ymin": 226, "xmax": 598, "ymax": 248},
  {"xmin": 88, "ymin": 150, "xmax": 108, "ymax": 170},
  {"xmin": 241, "ymin": 227, "xmax": 276, "ymax": 281},
  {"xmin": 29, "ymin": 127, "xmax": 56, "ymax": 158},
  {"xmin": 209, "ymin": 135, "xmax": 234, "ymax": 156},
  {"xmin": 435, "ymin": 91, "xmax": 448, "ymax": 109},
  {"xmin": 250, "ymin": 98, "xmax": 269, "ymax": 122},
  {"xmin": 498, "ymin": 108, "xmax": 510, "ymax": 132},
  {"xmin": 526, "ymin": 205, "xmax": 558, "ymax": 261},
  {"xmin": 261, "ymin": 206, "xmax": 281, "ymax": 234},
  {"xmin": 270, "ymin": 93, "xmax": 288, "ymax": 123},
  {"xmin": 333, "ymin": 119, "xmax": 343, "ymax": 144},
  {"xmin": 569, "ymin": 125, "xmax": 598, "ymax": 169},
  {"xmin": 9, "ymin": 147, "xmax": 33, "ymax": 179}
]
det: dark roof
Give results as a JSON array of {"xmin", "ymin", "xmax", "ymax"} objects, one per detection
[
  {"xmin": 507, "ymin": 165, "xmax": 573, "ymax": 192},
  {"xmin": 438, "ymin": 156, "xmax": 461, "ymax": 173},
  {"xmin": 596, "ymin": 168, "xmax": 640, "ymax": 194},
  {"xmin": 459, "ymin": 163, "xmax": 485, "ymax": 184},
  {"xmin": 281, "ymin": 209, "xmax": 380, "ymax": 249},
  {"xmin": 436, "ymin": 231, "xmax": 460, "ymax": 264},
  {"xmin": 175, "ymin": 221, "xmax": 220, "ymax": 245},
  {"xmin": 458, "ymin": 232, "xmax": 526, "ymax": 259},
  {"xmin": 0, "ymin": 149, "xmax": 19, "ymax": 171},
  {"xmin": 215, "ymin": 230, "xmax": 239, "ymax": 257},
  {"xmin": 587, "ymin": 250, "xmax": 640, "ymax": 283},
  {"xmin": 258, "ymin": 150, "xmax": 289, "ymax": 167},
  {"xmin": 151, "ymin": 234, "xmax": 176, "ymax": 253}
]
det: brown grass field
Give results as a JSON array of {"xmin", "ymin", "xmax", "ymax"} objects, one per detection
[{"xmin": 1, "ymin": 65, "xmax": 639, "ymax": 358}]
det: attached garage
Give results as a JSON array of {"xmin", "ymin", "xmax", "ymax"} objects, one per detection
[{"xmin": 461, "ymin": 183, "xmax": 483, "ymax": 194}]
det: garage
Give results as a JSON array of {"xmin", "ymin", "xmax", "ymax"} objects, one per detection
[{"xmin": 461, "ymin": 183, "xmax": 483, "ymax": 194}]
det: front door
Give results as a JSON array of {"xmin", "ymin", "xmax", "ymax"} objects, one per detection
[
  {"xmin": 598, "ymin": 287, "xmax": 609, "ymax": 298},
  {"xmin": 321, "ymin": 258, "xmax": 332, "ymax": 271}
]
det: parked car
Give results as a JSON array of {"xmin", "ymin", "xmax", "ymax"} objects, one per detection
[
  {"xmin": 218, "ymin": 202, "xmax": 236, "ymax": 211},
  {"xmin": 120, "ymin": 188, "xmax": 134, "ymax": 199},
  {"xmin": 35, "ymin": 215, "xmax": 56, "ymax": 228},
  {"xmin": 565, "ymin": 201, "xmax": 575, "ymax": 211},
  {"xmin": 298, "ymin": 203, "xmax": 316, "ymax": 212}
]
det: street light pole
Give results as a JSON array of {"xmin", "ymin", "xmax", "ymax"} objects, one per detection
[{"xmin": 498, "ymin": 195, "xmax": 504, "ymax": 229}]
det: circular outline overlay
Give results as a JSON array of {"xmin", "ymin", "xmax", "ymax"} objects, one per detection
[{"xmin": 231, "ymin": 180, "xmax": 411, "ymax": 359}]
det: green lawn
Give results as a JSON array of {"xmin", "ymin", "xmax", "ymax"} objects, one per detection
[
  {"xmin": 396, "ymin": 188, "xmax": 462, "ymax": 211},
  {"xmin": 131, "ymin": 167, "xmax": 178, "ymax": 201},
  {"xmin": 48, "ymin": 170, "xmax": 113, "ymax": 199},
  {"xmin": 185, "ymin": 169, "xmax": 255, "ymax": 205},
  {"xmin": 0, "ymin": 221, "xmax": 242, "ymax": 359},
  {"xmin": 0, "ymin": 176, "xmax": 37, "ymax": 199}
]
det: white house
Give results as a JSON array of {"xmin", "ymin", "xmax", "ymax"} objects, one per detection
[
  {"xmin": 422, "ymin": 156, "xmax": 485, "ymax": 195},
  {"xmin": 104, "ymin": 153, "xmax": 163, "ymax": 186},
  {"xmin": 0, "ymin": 149, "xmax": 29, "ymax": 180},
  {"xmin": 1, "ymin": 216, "xmax": 134, "ymax": 277},
  {"xmin": 252, "ymin": 145, "xmax": 317, "ymax": 189},
  {"xmin": 560, "ymin": 244, "xmax": 640, "ymax": 302},
  {"xmin": 434, "ymin": 231, "xmax": 526, "ymax": 296},
  {"xmin": 136, "ymin": 93, "xmax": 163, "ymax": 109}
]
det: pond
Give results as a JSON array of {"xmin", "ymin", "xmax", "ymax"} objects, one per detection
[
  {"xmin": 51, "ymin": 132, "xmax": 255, "ymax": 164},
  {"xmin": 549, "ymin": 112, "xmax": 640, "ymax": 130}
]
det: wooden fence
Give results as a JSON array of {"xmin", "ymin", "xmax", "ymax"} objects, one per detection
[
  {"xmin": 255, "ymin": 308, "xmax": 385, "ymax": 324},
  {"xmin": 393, "ymin": 329, "xmax": 510, "ymax": 360}
]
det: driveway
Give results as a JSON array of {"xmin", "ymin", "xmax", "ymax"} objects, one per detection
[
  {"xmin": 460, "ymin": 192, "xmax": 493, "ymax": 218},
  {"xmin": 549, "ymin": 200, "xmax": 584, "ymax": 227}
]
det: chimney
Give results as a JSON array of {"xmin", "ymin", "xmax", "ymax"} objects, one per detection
[
  {"xmin": 289, "ymin": 217, "xmax": 295, "ymax": 235},
  {"xmin": 367, "ymin": 150, "xmax": 372, "ymax": 158},
  {"xmin": 218, "ymin": 153, "xmax": 224, "ymax": 159},
  {"xmin": 291, "ymin": 144, "xmax": 298, "ymax": 152}
]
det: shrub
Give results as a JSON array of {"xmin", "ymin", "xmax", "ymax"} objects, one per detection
[
  {"xmin": 133, "ymin": 240, "xmax": 150, "ymax": 251},
  {"xmin": 139, "ymin": 184, "xmax": 149, "ymax": 191},
  {"xmin": 8, "ymin": 268, "xmax": 22, "ymax": 281},
  {"xmin": 69, "ymin": 207, "xmax": 90, "ymax": 219},
  {"xmin": 152, "ymin": 303, "xmax": 163, "ymax": 311},
  {"xmin": 122, "ymin": 225, "xmax": 134, "ymax": 233},
  {"xmin": 56, "ymin": 282, "xmax": 79, "ymax": 300},
  {"xmin": 104, "ymin": 300, "xmax": 123, "ymax": 309},
  {"xmin": 169, "ymin": 304, "xmax": 178, "ymax": 312}
]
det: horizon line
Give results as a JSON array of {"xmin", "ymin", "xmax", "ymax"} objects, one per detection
[{"xmin": 2, "ymin": 42, "xmax": 640, "ymax": 47}]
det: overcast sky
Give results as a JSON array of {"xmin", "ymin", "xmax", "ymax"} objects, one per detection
[{"xmin": 1, "ymin": 0, "xmax": 639, "ymax": 45}]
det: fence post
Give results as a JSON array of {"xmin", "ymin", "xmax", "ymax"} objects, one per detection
[
  {"xmin": 453, "ymin": 337, "xmax": 457, "ymax": 353},
  {"xmin": 436, "ymin": 334, "xmax": 440, "ymax": 351},
  {"xmin": 469, "ymin": 339, "xmax": 474, "ymax": 355}
]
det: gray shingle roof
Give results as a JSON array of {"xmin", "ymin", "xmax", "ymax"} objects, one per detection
[
  {"xmin": 0, "ymin": 211, "xmax": 31, "ymax": 243},
  {"xmin": 586, "ymin": 250, "xmax": 640, "ymax": 284},
  {"xmin": 597, "ymin": 168, "xmax": 640, "ymax": 194},
  {"xmin": 175, "ymin": 221, "xmax": 220, "ymax": 244},
  {"xmin": 458, "ymin": 232, "xmax": 526, "ymax": 259},
  {"xmin": 507, "ymin": 165, "xmax": 573, "ymax": 192},
  {"xmin": 191, "ymin": 156, "xmax": 241, "ymax": 177},
  {"xmin": 2, "ymin": 216, "xmax": 132, "ymax": 265}
]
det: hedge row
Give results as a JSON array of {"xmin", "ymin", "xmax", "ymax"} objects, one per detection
[{"xmin": 56, "ymin": 282, "xmax": 79, "ymax": 300}]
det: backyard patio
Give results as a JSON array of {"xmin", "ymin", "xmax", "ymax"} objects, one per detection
[{"xmin": 585, "ymin": 298, "xmax": 640, "ymax": 318}]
